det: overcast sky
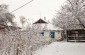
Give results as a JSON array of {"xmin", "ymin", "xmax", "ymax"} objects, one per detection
[{"xmin": 0, "ymin": 0, "xmax": 66, "ymax": 22}]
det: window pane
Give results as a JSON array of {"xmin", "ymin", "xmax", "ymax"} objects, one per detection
[
  {"xmin": 40, "ymin": 32, "xmax": 44, "ymax": 36},
  {"xmin": 50, "ymin": 32, "xmax": 55, "ymax": 38}
]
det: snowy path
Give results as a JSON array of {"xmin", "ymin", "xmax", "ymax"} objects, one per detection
[{"xmin": 33, "ymin": 42, "xmax": 85, "ymax": 55}]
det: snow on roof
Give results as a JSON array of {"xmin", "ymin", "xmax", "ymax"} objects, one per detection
[
  {"xmin": 33, "ymin": 19, "xmax": 63, "ymax": 30},
  {"xmin": 38, "ymin": 23, "xmax": 63, "ymax": 30},
  {"xmin": 45, "ymin": 24, "xmax": 63, "ymax": 30}
]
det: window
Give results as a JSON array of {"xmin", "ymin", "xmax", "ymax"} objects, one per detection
[
  {"xmin": 50, "ymin": 32, "xmax": 55, "ymax": 38},
  {"xmin": 40, "ymin": 32, "xmax": 44, "ymax": 36}
]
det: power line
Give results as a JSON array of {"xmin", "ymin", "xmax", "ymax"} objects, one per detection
[{"xmin": 11, "ymin": 0, "xmax": 34, "ymax": 13}]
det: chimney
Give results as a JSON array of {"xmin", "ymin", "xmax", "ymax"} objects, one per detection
[{"xmin": 44, "ymin": 17, "xmax": 46, "ymax": 20}]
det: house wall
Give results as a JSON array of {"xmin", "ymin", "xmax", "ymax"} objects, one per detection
[
  {"xmin": 55, "ymin": 31, "xmax": 62, "ymax": 40},
  {"xmin": 44, "ymin": 31, "xmax": 51, "ymax": 41},
  {"xmin": 39, "ymin": 30, "xmax": 62, "ymax": 41},
  {"xmin": 38, "ymin": 31, "xmax": 50, "ymax": 41}
]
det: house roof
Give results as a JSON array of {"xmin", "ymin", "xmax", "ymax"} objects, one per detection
[
  {"xmin": 33, "ymin": 19, "xmax": 63, "ymax": 31},
  {"xmin": 0, "ymin": 24, "xmax": 6, "ymax": 29},
  {"xmin": 8, "ymin": 26, "xmax": 21, "ymax": 31},
  {"xmin": 33, "ymin": 23, "xmax": 63, "ymax": 31},
  {"xmin": 0, "ymin": 24, "xmax": 21, "ymax": 31},
  {"xmin": 44, "ymin": 24, "xmax": 63, "ymax": 31},
  {"xmin": 33, "ymin": 19, "xmax": 47, "ymax": 24}
]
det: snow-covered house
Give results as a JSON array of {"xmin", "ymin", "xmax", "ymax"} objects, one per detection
[
  {"xmin": 33, "ymin": 19, "xmax": 63, "ymax": 41},
  {"xmin": 0, "ymin": 24, "xmax": 21, "ymax": 32}
]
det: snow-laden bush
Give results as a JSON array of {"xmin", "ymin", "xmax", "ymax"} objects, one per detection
[{"xmin": 0, "ymin": 29, "xmax": 51, "ymax": 55}]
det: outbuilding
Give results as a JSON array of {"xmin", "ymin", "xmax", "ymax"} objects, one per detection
[{"xmin": 66, "ymin": 24, "xmax": 85, "ymax": 42}]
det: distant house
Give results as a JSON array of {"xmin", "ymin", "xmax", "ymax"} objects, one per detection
[
  {"xmin": 66, "ymin": 24, "xmax": 85, "ymax": 42},
  {"xmin": 0, "ymin": 24, "xmax": 21, "ymax": 33},
  {"xmin": 33, "ymin": 19, "xmax": 63, "ymax": 41}
]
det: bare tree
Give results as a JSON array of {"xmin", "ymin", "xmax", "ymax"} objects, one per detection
[{"xmin": 53, "ymin": 0, "xmax": 85, "ymax": 29}]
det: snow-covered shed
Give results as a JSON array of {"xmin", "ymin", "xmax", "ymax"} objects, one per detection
[
  {"xmin": 33, "ymin": 19, "xmax": 63, "ymax": 41},
  {"xmin": 66, "ymin": 24, "xmax": 85, "ymax": 42}
]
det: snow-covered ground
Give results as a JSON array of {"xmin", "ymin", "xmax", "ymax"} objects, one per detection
[{"xmin": 33, "ymin": 42, "xmax": 85, "ymax": 55}]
